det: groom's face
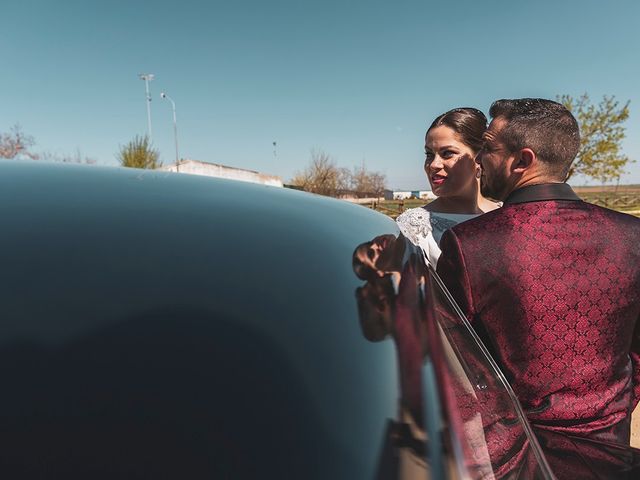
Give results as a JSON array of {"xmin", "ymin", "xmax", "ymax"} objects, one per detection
[{"xmin": 477, "ymin": 117, "xmax": 513, "ymax": 201}]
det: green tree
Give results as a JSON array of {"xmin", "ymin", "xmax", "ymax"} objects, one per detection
[
  {"xmin": 117, "ymin": 135, "xmax": 161, "ymax": 169},
  {"xmin": 559, "ymin": 94, "xmax": 632, "ymax": 182}
]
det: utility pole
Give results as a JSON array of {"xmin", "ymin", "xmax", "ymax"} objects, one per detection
[
  {"xmin": 160, "ymin": 92, "xmax": 180, "ymax": 171},
  {"xmin": 139, "ymin": 73, "xmax": 155, "ymax": 141}
]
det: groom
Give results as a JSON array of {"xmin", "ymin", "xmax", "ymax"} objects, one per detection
[{"xmin": 437, "ymin": 98, "xmax": 640, "ymax": 444}]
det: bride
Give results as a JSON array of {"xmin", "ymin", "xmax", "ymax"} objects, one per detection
[{"xmin": 396, "ymin": 107, "xmax": 499, "ymax": 266}]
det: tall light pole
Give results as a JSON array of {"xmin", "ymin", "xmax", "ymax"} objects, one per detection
[
  {"xmin": 139, "ymin": 73, "xmax": 154, "ymax": 141},
  {"xmin": 160, "ymin": 92, "xmax": 180, "ymax": 171}
]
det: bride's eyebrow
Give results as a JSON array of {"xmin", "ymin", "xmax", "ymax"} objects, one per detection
[{"xmin": 426, "ymin": 144, "xmax": 457, "ymax": 150}]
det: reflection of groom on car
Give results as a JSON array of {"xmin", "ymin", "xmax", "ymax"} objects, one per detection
[{"xmin": 437, "ymin": 98, "xmax": 640, "ymax": 445}]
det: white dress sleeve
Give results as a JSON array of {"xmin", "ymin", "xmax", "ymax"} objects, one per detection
[{"xmin": 395, "ymin": 207, "xmax": 442, "ymax": 268}]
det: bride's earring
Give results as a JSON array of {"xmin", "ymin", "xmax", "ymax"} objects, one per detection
[{"xmin": 475, "ymin": 168, "xmax": 481, "ymax": 179}]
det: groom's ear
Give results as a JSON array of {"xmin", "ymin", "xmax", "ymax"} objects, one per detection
[{"xmin": 512, "ymin": 148, "xmax": 535, "ymax": 173}]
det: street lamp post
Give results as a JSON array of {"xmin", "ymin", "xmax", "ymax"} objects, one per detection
[
  {"xmin": 139, "ymin": 73, "xmax": 155, "ymax": 141},
  {"xmin": 160, "ymin": 92, "xmax": 180, "ymax": 171}
]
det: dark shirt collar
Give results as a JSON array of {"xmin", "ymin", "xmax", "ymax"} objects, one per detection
[{"xmin": 504, "ymin": 183, "xmax": 581, "ymax": 205}]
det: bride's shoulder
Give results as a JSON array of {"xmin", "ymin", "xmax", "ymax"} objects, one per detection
[
  {"xmin": 396, "ymin": 206, "xmax": 431, "ymax": 223},
  {"xmin": 396, "ymin": 206, "xmax": 433, "ymax": 246}
]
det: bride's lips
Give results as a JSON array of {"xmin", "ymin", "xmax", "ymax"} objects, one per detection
[{"xmin": 431, "ymin": 174, "xmax": 446, "ymax": 186}]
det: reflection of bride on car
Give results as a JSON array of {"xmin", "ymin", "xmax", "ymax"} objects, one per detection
[
  {"xmin": 352, "ymin": 233, "xmax": 518, "ymax": 478},
  {"xmin": 350, "ymin": 105, "xmax": 507, "ymax": 475}
]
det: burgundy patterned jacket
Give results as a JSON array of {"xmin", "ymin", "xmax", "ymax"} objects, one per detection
[{"xmin": 437, "ymin": 183, "xmax": 640, "ymax": 444}]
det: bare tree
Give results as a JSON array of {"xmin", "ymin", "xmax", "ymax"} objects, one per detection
[
  {"xmin": 291, "ymin": 150, "xmax": 387, "ymax": 197},
  {"xmin": 0, "ymin": 124, "xmax": 98, "ymax": 164},
  {"xmin": 0, "ymin": 124, "xmax": 39, "ymax": 160},
  {"xmin": 290, "ymin": 149, "xmax": 347, "ymax": 195},
  {"xmin": 40, "ymin": 149, "xmax": 97, "ymax": 165},
  {"xmin": 349, "ymin": 164, "xmax": 387, "ymax": 196}
]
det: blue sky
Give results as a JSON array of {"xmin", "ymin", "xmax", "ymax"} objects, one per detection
[{"xmin": 3, "ymin": 0, "xmax": 639, "ymax": 189}]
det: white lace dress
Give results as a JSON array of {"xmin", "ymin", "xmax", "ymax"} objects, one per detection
[{"xmin": 396, "ymin": 207, "xmax": 479, "ymax": 267}]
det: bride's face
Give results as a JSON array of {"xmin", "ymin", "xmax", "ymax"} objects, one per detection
[{"xmin": 424, "ymin": 126, "xmax": 478, "ymax": 200}]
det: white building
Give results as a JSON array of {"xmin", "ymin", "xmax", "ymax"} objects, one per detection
[
  {"xmin": 384, "ymin": 189, "xmax": 435, "ymax": 201},
  {"xmin": 159, "ymin": 159, "xmax": 283, "ymax": 188}
]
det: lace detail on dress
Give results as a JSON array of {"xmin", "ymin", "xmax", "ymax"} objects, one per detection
[{"xmin": 396, "ymin": 207, "xmax": 433, "ymax": 247}]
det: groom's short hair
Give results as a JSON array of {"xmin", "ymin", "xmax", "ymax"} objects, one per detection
[{"xmin": 489, "ymin": 98, "xmax": 580, "ymax": 179}]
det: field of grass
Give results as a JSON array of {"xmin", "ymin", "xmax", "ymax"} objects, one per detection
[
  {"xmin": 573, "ymin": 185, "xmax": 640, "ymax": 216},
  {"xmin": 369, "ymin": 185, "xmax": 640, "ymax": 219}
]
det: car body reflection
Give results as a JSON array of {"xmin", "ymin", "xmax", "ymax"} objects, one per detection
[
  {"xmin": 1, "ymin": 161, "xmax": 399, "ymax": 478},
  {"xmin": 2, "ymin": 161, "xmax": 639, "ymax": 479}
]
